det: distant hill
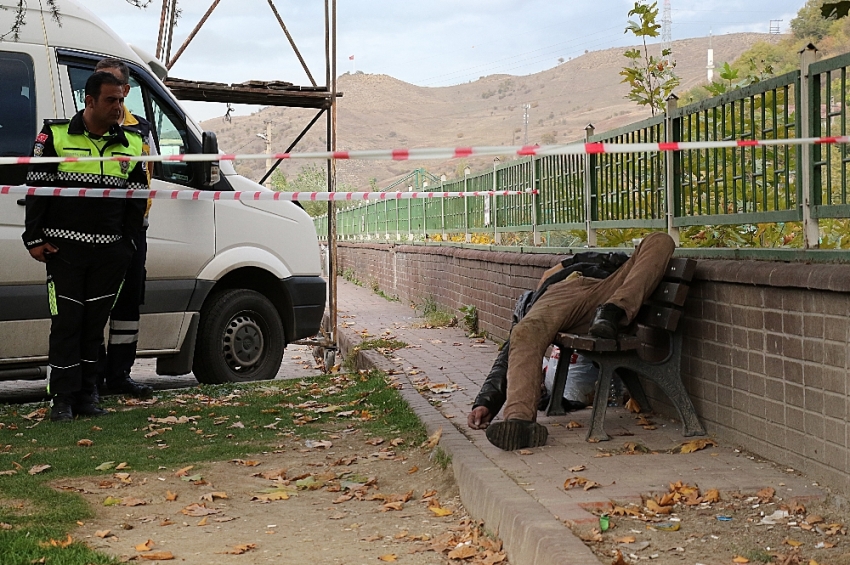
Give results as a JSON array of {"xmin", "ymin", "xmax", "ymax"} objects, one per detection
[{"xmin": 202, "ymin": 33, "xmax": 772, "ymax": 190}]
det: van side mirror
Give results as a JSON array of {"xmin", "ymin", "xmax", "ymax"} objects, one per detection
[{"xmin": 201, "ymin": 131, "xmax": 220, "ymax": 187}]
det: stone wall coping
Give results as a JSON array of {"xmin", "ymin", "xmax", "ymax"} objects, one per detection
[{"xmin": 337, "ymin": 242, "xmax": 850, "ymax": 293}]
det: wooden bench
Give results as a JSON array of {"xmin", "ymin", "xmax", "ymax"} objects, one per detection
[{"xmin": 545, "ymin": 257, "xmax": 706, "ymax": 442}]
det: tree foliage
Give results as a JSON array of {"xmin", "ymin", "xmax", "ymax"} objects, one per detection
[
  {"xmin": 619, "ymin": 1, "xmax": 680, "ymax": 116},
  {"xmin": 271, "ymin": 165, "xmax": 359, "ymax": 218},
  {"xmin": 2, "ymin": 0, "xmax": 149, "ymax": 42},
  {"xmin": 791, "ymin": 0, "xmax": 833, "ymax": 40}
]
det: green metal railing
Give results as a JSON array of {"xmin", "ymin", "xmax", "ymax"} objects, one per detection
[{"xmin": 316, "ymin": 47, "xmax": 850, "ymax": 251}]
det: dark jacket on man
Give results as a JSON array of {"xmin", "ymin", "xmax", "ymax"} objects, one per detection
[{"xmin": 22, "ymin": 110, "xmax": 148, "ymax": 250}]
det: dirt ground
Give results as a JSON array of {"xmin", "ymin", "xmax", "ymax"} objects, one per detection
[
  {"xmin": 59, "ymin": 432, "xmax": 507, "ymax": 565},
  {"xmin": 570, "ymin": 478, "xmax": 850, "ymax": 565}
]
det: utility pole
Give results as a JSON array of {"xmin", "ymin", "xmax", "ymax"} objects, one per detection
[
  {"xmin": 661, "ymin": 0, "xmax": 672, "ymax": 63},
  {"xmin": 257, "ymin": 121, "xmax": 273, "ymax": 188},
  {"xmin": 522, "ymin": 104, "xmax": 530, "ymax": 145}
]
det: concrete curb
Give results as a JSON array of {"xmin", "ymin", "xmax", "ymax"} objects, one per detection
[{"xmin": 337, "ymin": 328, "xmax": 602, "ymax": 565}]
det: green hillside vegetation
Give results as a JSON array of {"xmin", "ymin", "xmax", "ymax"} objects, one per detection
[{"xmin": 682, "ymin": 0, "xmax": 850, "ymax": 105}]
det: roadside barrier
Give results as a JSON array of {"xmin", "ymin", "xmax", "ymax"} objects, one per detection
[
  {"xmin": 1, "ymin": 135, "xmax": 848, "ymax": 167},
  {"xmin": 0, "ymin": 187, "xmax": 536, "ymax": 200}
]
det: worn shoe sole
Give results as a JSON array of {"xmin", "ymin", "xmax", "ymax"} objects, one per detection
[{"xmin": 485, "ymin": 420, "xmax": 548, "ymax": 451}]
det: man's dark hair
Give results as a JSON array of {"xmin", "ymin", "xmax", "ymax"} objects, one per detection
[
  {"xmin": 85, "ymin": 71, "xmax": 124, "ymax": 100},
  {"xmin": 95, "ymin": 58, "xmax": 130, "ymax": 83}
]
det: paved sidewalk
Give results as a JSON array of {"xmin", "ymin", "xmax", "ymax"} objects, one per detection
[{"xmin": 334, "ymin": 279, "xmax": 825, "ymax": 565}]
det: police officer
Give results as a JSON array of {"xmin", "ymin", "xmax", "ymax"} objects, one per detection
[
  {"xmin": 93, "ymin": 58, "xmax": 155, "ymax": 400},
  {"xmin": 23, "ymin": 71, "xmax": 148, "ymax": 422}
]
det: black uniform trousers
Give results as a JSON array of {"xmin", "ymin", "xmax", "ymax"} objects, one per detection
[
  {"xmin": 46, "ymin": 240, "xmax": 132, "ymax": 401},
  {"xmin": 102, "ymin": 227, "xmax": 147, "ymax": 385}
]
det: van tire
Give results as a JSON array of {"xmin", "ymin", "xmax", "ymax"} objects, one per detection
[{"xmin": 193, "ymin": 289, "xmax": 285, "ymax": 384}]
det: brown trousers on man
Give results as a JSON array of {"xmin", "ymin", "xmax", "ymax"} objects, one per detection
[{"xmin": 503, "ymin": 232, "xmax": 676, "ymax": 421}]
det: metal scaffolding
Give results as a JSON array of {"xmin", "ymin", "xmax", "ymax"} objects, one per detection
[{"xmin": 155, "ymin": 0, "xmax": 339, "ymax": 360}]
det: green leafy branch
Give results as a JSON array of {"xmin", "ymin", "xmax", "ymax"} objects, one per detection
[{"xmin": 620, "ymin": 1, "xmax": 680, "ymax": 116}]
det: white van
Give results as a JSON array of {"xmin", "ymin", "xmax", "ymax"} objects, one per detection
[{"xmin": 0, "ymin": 1, "xmax": 326, "ymax": 384}]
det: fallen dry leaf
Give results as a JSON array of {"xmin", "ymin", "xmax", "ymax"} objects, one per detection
[
  {"xmin": 197, "ymin": 516, "xmax": 208, "ymax": 526},
  {"xmin": 378, "ymin": 555, "xmax": 397, "ymax": 562},
  {"xmin": 645, "ymin": 499, "xmax": 672, "ymax": 515},
  {"xmin": 702, "ymin": 489, "xmax": 720, "ymax": 503},
  {"xmin": 625, "ymin": 398, "xmax": 641, "ymax": 413},
  {"xmin": 94, "ymin": 530, "xmax": 111, "ymax": 538},
  {"xmin": 382, "ymin": 501, "xmax": 404, "ymax": 511},
  {"xmin": 174, "ymin": 465, "xmax": 194, "ymax": 477},
  {"xmin": 77, "ymin": 439, "xmax": 93, "ymax": 447},
  {"xmin": 165, "ymin": 491, "xmax": 178, "ymax": 501},
  {"xmin": 428, "ymin": 505, "xmax": 453, "ymax": 517},
  {"xmin": 122, "ymin": 497, "xmax": 147, "ymax": 507},
  {"xmin": 422, "ymin": 489, "xmax": 437, "ymax": 499},
  {"xmin": 732, "ymin": 557, "xmax": 750, "ymax": 564},
  {"xmin": 28, "ymin": 464, "xmax": 51, "ymax": 475},
  {"xmin": 757, "ymin": 487, "xmax": 776, "ymax": 503},
  {"xmin": 678, "ymin": 438, "xmax": 718, "ymax": 453},
  {"xmin": 407, "ymin": 466, "xmax": 419, "ymax": 474},
  {"xmin": 365, "ymin": 437, "xmax": 385, "ymax": 446},
  {"xmin": 139, "ymin": 551, "xmax": 174, "ymax": 560},
  {"xmin": 568, "ymin": 465, "xmax": 586, "ymax": 473},
  {"xmin": 566, "ymin": 421, "xmax": 583, "ymax": 429},
  {"xmin": 422, "ymin": 428, "xmax": 442, "ymax": 449},
  {"xmin": 564, "ymin": 476, "xmax": 600, "ymax": 491},
  {"xmin": 615, "ymin": 536, "xmax": 636, "ymax": 543},
  {"xmin": 220, "ymin": 543, "xmax": 257, "ymax": 555},
  {"xmin": 135, "ymin": 539, "xmax": 155, "ymax": 552},
  {"xmin": 251, "ymin": 490, "xmax": 290, "ymax": 502},
  {"xmin": 200, "ymin": 492, "xmax": 228, "ymax": 502},
  {"xmin": 40, "ymin": 534, "xmax": 73, "ymax": 548},
  {"xmin": 784, "ymin": 539, "xmax": 803, "ymax": 547},
  {"xmin": 448, "ymin": 545, "xmax": 478, "ymax": 559},
  {"xmin": 612, "ymin": 549, "xmax": 627, "ymax": 565},
  {"xmin": 180, "ymin": 503, "xmax": 221, "ymax": 516}
]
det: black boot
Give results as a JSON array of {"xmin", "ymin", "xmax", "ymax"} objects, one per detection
[
  {"xmin": 104, "ymin": 375, "xmax": 153, "ymax": 399},
  {"xmin": 49, "ymin": 395, "xmax": 74, "ymax": 422},
  {"xmin": 73, "ymin": 403, "xmax": 109, "ymax": 417},
  {"xmin": 588, "ymin": 303, "xmax": 626, "ymax": 339}
]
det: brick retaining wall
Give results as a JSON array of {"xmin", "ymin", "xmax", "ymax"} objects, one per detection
[{"xmin": 336, "ymin": 242, "xmax": 850, "ymax": 492}]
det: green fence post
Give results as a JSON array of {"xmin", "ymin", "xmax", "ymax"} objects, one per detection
[
  {"xmin": 440, "ymin": 175, "xmax": 447, "ymax": 239},
  {"xmin": 665, "ymin": 94, "xmax": 681, "ymax": 245},
  {"xmin": 800, "ymin": 44, "xmax": 820, "ymax": 248},
  {"xmin": 464, "ymin": 167, "xmax": 471, "ymax": 243},
  {"xmin": 584, "ymin": 124, "xmax": 597, "ymax": 247}
]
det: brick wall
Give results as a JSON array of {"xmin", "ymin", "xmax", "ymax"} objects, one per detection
[{"xmin": 336, "ymin": 242, "xmax": 850, "ymax": 492}]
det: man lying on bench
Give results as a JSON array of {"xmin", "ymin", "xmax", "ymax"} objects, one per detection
[{"xmin": 467, "ymin": 232, "xmax": 675, "ymax": 451}]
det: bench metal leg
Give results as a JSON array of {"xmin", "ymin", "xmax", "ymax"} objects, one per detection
[
  {"xmin": 581, "ymin": 331, "xmax": 705, "ymax": 440},
  {"xmin": 617, "ymin": 368, "xmax": 650, "ymax": 412},
  {"xmin": 586, "ymin": 363, "xmax": 615, "ymax": 442},
  {"xmin": 545, "ymin": 352, "xmax": 570, "ymax": 417}
]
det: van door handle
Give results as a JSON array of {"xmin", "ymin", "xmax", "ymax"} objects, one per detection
[{"xmin": 17, "ymin": 199, "xmax": 26, "ymax": 206}]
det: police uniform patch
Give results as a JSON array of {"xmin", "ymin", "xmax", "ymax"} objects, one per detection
[
  {"xmin": 33, "ymin": 143, "xmax": 44, "ymax": 157},
  {"xmin": 36, "ymin": 132, "xmax": 48, "ymax": 143},
  {"xmin": 120, "ymin": 160, "xmax": 130, "ymax": 174}
]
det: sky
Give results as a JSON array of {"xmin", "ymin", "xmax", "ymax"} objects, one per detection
[{"xmin": 89, "ymin": 0, "xmax": 807, "ymax": 121}]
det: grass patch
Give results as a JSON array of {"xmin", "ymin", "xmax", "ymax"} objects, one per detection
[
  {"xmin": 418, "ymin": 295, "xmax": 457, "ymax": 328},
  {"xmin": 370, "ymin": 279, "xmax": 399, "ymax": 302},
  {"xmin": 0, "ymin": 370, "xmax": 425, "ymax": 565},
  {"xmin": 432, "ymin": 446, "xmax": 452, "ymax": 471},
  {"xmin": 741, "ymin": 549, "xmax": 773, "ymax": 563},
  {"xmin": 340, "ymin": 267, "xmax": 363, "ymax": 286}
]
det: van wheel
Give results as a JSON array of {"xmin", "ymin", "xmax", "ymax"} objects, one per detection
[{"xmin": 193, "ymin": 289, "xmax": 285, "ymax": 384}]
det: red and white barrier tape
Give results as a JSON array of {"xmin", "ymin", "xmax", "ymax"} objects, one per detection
[
  {"xmin": 0, "ymin": 186, "xmax": 537, "ymax": 201},
  {"xmin": 1, "ymin": 136, "xmax": 848, "ymax": 166}
]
